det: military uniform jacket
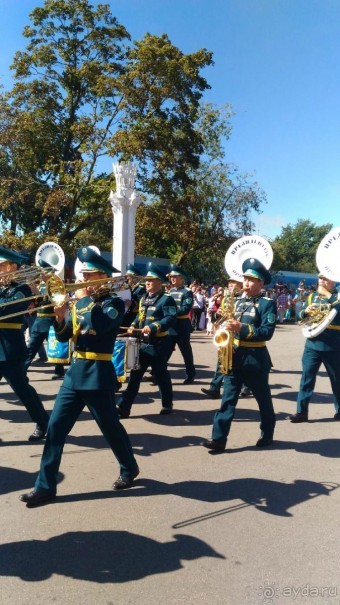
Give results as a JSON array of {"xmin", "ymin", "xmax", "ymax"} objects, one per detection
[
  {"xmin": 132, "ymin": 290, "xmax": 177, "ymax": 340},
  {"xmin": 123, "ymin": 283, "xmax": 146, "ymax": 322},
  {"xmin": 298, "ymin": 289, "xmax": 340, "ymax": 351},
  {"xmin": 168, "ymin": 286, "xmax": 193, "ymax": 336},
  {"xmin": 55, "ymin": 293, "xmax": 125, "ymax": 390},
  {"xmin": 0, "ymin": 282, "xmax": 32, "ymax": 361},
  {"xmin": 232, "ymin": 294, "xmax": 277, "ymax": 372},
  {"xmin": 32, "ymin": 282, "xmax": 56, "ymax": 334}
]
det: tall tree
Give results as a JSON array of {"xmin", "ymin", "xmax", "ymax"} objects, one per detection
[
  {"xmin": 0, "ymin": 0, "xmax": 212, "ymax": 255},
  {"xmin": 271, "ymin": 219, "xmax": 333, "ymax": 273},
  {"xmin": 135, "ymin": 103, "xmax": 266, "ymax": 278}
]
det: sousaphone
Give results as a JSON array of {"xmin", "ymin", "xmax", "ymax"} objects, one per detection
[
  {"xmin": 224, "ymin": 234, "xmax": 273, "ymax": 282},
  {"xmin": 35, "ymin": 242, "xmax": 65, "ymax": 279},
  {"xmin": 301, "ymin": 227, "xmax": 340, "ymax": 338}
]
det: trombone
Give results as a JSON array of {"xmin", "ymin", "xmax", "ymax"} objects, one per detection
[
  {"xmin": 0, "ymin": 273, "xmax": 129, "ymax": 321},
  {"xmin": 0, "ymin": 265, "xmax": 55, "ymax": 286},
  {"xmin": 0, "ymin": 267, "xmax": 55, "ymax": 310}
]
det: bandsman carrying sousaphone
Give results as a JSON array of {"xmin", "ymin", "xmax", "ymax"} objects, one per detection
[
  {"xmin": 25, "ymin": 242, "xmax": 67, "ymax": 380},
  {"xmin": 290, "ymin": 227, "xmax": 340, "ymax": 423},
  {"xmin": 0, "ymin": 245, "xmax": 50, "ymax": 441},
  {"xmin": 202, "ymin": 235, "xmax": 277, "ymax": 451}
]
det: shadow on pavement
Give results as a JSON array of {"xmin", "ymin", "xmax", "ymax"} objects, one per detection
[
  {"xmin": 0, "ymin": 531, "xmax": 224, "ymax": 582},
  {"xmin": 113, "ymin": 476, "xmax": 339, "ymax": 519},
  {"xmin": 0, "ymin": 466, "xmax": 64, "ymax": 495},
  {"xmin": 32, "ymin": 476, "xmax": 340, "ymax": 521}
]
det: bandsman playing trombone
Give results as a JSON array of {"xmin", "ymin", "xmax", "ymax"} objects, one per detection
[
  {"xmin": 24, "ymin": 259, "xmax": 65, "ymax": 380},
  {"xmin": 0, "ymin": 245, "xmax": 50, "ymax": 441},
  {"xmin": 20, "ymin": 247, "xmax": 139, "ymax": 508}
]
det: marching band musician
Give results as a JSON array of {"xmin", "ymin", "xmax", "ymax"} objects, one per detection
[
  {"xmin": 20, "ymin": 247, "xmax": 139, "ymax": 508},
  {"xmin": 202, "ymin": 258, "xmax": 277, "ymax": 451},
  {"xmin": 122, "ymin": 263, "xmax": 146, "ymax": 328},
  {"xmin": 290, "ymin": 272, "xmax": 340, "ymax": 423},
  {"xmin": 117, "ymin": 262, "xmax": 177, "ymax": 418},
  {"xmin": 0, "ymin": 245, "xmax": 50, "ymax": 441},
  {"xmin": 24, "ymin": 259, "xmax": 65, "ymax": 380},
  {"xmin": 167, "ymin": 264, "xmax": 196, "ymax": 385}
]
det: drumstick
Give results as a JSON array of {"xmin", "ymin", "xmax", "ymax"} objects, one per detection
[{"xmin": 120, "ymin": 327, "xmax": 144, "ymax": 331}]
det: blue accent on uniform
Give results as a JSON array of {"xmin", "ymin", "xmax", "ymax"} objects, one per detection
[
  {"xmin": 0, "ymin": 245, "xmax": 28, "ymax": 265},
  {"xmin": 144, "ymin": 262, "xmax": 167, "ymax": 282},
  {"xmin": 242, "ymin": 258, "xmax": 271, "ymax": 285},
  {"xmin": 77, "ymin": 246, "xmax": 119, "ymax": 276}
]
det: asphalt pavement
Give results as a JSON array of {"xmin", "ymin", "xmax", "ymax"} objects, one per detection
[{"xmin": 1, "ymin": 323, "xmax": 339, "ymax": 605}]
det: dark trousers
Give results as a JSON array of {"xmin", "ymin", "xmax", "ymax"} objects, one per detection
[
  {"xmin": 25, "ymin": 316, "xmax": 47, "ymax": 361},
  {"xmin": 297, "ymin": 347, "xmax": 340, "ymax": 415},
  {"xmin": 0, "ymin": 361, "xmax": 49, "ymax": 428},
  {"xmin": 211, "ymin": 370, "xmax": 276, "ymax": 444},
  {"xmin": 168, "ymin": 334, "xmax": 195, "ymax": 380},
  {"xmin": 35, "ymin": 385, "xmax": 138, "ymax": 494},
  {"xmin": 208, "ymin": 360, "xmax": 248, "ymax": 395},
  {"xmin": 209, "ymin": 360, "xmax": 224, "ymax": 393},
  {"xmin": 25, "ymin": 330, "xmax": 48, "ymax": 366},
  {"xmin": 191, "ymin": 308, "xmax": 203, "ymax": 330},
  {"xmin": 119, "ymin": 340, "xmax": 173, "ymax": 411}
]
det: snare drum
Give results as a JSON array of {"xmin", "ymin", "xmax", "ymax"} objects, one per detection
[
  {"xmin": 124, "ymin": 337, "xmax": 140, "ymax": 371},
  {"xmin": 113, "ymin": 337, "xmax": 140, "ymax": 383}
]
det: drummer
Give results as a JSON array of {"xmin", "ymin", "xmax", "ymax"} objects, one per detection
[{"xmin": 117, "ymin": 262, "xmax": 177, "ymax": 417}]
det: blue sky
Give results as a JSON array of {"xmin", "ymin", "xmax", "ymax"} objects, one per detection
[{"xmin": 1, "ymin": 0, "xmax": 340, "ymax": 239}]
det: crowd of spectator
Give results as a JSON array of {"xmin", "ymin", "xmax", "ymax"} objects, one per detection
[{"xmin": 164, "ymin": 278, "xmax": 319, "ymax": 334}]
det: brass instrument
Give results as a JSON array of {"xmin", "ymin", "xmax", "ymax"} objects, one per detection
[
  {"xmin": 46, "ymin": 274, "xmax": 130, "ymax": 306},
  {"xmin": 298, "ymin": 296, "xmax": 340, "ymax": 338},
  {"xmin": 0, "ymin": 265, "xmax": 55, "ymax": 286},
  {"xmin": 213, "ymin": 289, "xmax": 235, "ymax": 374},
  {"xmin": 299, "ymin": 227, "xmax": 340, "ymax": 338},
  {"xmin": 0, "ymin": 273, "xmax": 129, "ymax": 321},
  {"xmin": 35, "ymin": 241, "xmax": 65, "ymax": 278},
  {"xmin": 0, "ymin": 266, "xmax": 56, "ymax": 310}
]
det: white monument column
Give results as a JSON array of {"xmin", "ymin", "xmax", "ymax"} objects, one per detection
[{"xmin": 109, "ymin": 161, "xmax": 141, "ymax": 273}]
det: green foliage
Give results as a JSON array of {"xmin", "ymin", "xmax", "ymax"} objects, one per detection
[
  {"xmin": 271, "ymin": 219, "xmax": 333, "ymax": 272},
  {"xmin": 135, "ymin": 103, "xmax": 266, "ymax": 276},
  {"xmin": 0, "ymin": 0, "xmax": 211, "ymax": 256}
]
